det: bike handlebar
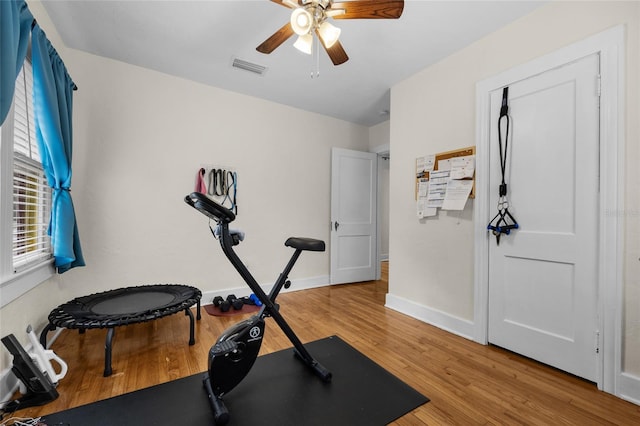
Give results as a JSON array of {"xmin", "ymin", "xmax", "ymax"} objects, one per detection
[{"xmin": 185, "ymin": 192, "xmax": 235, "ymax": 224}]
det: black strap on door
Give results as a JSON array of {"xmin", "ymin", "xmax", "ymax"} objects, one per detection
[{"xmin": 487, "ymin": 87, "xmax": 519, "ymax": 245}]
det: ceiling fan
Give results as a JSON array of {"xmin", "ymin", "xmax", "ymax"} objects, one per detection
[{"xmin": 256, "ymin": 0, "xmax": 404, "ymax": 66}]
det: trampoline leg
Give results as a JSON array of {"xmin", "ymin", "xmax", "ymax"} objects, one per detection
[
  {"xmin": 104, "ymin": 328, "xmax": 115, "ymax": 377},
  {"xmin": 184, "ymin": 301, "xmax": 201, "ymax": 321},
  {"xmin": 39, "ymin": 323, "xmax": 55, "ymax": 348},
  {"xmin": 185, "ymin": 308, "xmax": 195, "ymax": 345}
]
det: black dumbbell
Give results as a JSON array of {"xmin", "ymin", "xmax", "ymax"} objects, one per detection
[
  {"xmin": 226, "ymin": 294, "xmax": 243, "ymax": 310},
  {"xmin": 213, "ymin": 295, "xmax": 231, "ymax": 312}
]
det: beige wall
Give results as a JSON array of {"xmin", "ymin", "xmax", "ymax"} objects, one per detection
[
  {"xmin": 389, "ymin": 0, "xmax": 639, "ymax": 377},
  {"xmin": 369, "ymin": 120, "xmax": 390, "ymax": 150},
  {"xmin": 64, "ymin": 51, "xmax": 368, "ymax": 295}
]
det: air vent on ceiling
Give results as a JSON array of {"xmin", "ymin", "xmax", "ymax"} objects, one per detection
[{"xmin": 231, "ymin": 57, "xmax": 268, "ymax": 76}]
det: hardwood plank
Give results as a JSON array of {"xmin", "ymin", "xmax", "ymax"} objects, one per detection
[{"xmin": 16, "ymin": 262, "xmax": 640, "ymax": 424}]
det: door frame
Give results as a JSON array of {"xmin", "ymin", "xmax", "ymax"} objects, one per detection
[
  {"xmin": 372, "ymin": 143, "xmax": 390, "ymax": 280},
  {"xmin": 473, "ymin": 26, "xmax": 624, "ymax": 394}
]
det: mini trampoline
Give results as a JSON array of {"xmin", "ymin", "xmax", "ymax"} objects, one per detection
[{"xmin": 40, "ymin": 284, "xmax": 202, "ymax": 377}]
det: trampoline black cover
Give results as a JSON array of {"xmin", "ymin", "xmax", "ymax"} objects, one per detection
[
  {"xmin": 40, "ymin": 284, "xmax": 201, "ymax": 376},
  {"xmin": 47, "ymin": 284, "xmax": 201, "ymax": 329}
]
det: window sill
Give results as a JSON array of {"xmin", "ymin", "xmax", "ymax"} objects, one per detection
[{"xmin": 0, "ymin": 259, "xmax": 54, "ymax": 308}]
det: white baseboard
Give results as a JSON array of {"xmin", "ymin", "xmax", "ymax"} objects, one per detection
[
  {"xmin": 201, "ymin": 275, "xmax": 330, "ymax": 305},
  {"xmin": 385, "ymin": 293, "xmax": 475, "ymax": 341},
  {"xmin": 618, "ymin": 371, "xmax": 640, "ymax": 405}
]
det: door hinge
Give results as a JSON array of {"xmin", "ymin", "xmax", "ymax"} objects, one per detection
[
  {"xmin": 595, "ymin": 330, "xmax": 600, "ymax": 354},
  {"xmin": 596, "ymin": 74, "xmax": 602, "ymax": 97}
]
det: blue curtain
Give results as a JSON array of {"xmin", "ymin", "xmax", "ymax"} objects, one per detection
[
  {"xmin": 0, "ymin": 0, "xmax": 33, "ymax": 125},
  {"xmin": 32, "ymin": 24, "xmax": 84, "ymax": 273}
]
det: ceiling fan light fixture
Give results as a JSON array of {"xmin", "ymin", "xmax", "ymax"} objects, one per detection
[
  {"xmin": 257, "ymin": 0, "xmax": 404, "ymax": 66},
  {"xmin": 291, "ymin": 8, "xmax": 313, "ymax": 35},
  {"xmin": 293, "ymin": 33, "xmax": 313, "ymax": 55},
  {"xmin": 317, "ymin": 21, "xmax": 341, "ymax": 48}
]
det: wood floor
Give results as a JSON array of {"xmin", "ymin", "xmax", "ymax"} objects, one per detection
[{"xmin": 17, "ymin": 262, "xmax": 640, "ymax": 424}]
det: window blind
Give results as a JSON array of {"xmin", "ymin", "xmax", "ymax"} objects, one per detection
[
  {"xmin": 12, "ymin": 61, "xmax": 52, "ymax": 272},
  {"xmin": 13, "ymin": 61, "xmax": 39, "ymax": 161}
]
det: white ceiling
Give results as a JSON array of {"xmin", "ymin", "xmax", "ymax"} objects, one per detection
[{"xmin": 42, "ymin": 0, "xmax": 544, "ymax": 127}]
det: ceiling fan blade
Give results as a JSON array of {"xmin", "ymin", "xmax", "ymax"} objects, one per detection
[
  {"xmin": 271, "ymin": 0, "xmax": 300, "ymax": 8},
  {"xmin": 316, "ymin": 28, "xmax": 349, "ymax": 65},
  {"xmin": 326, "ymin": 41, "xmax": 349, "ymax": 65},
  {"xmin": 256, "ymin": 22, "xmax": 295, "ymax": 54},
  {"xmin": 331, "ymin": 1, "xmax": 404, "ymax": 19}
]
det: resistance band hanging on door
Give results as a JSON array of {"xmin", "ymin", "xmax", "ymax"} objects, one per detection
[{"xmin": 487, "ymin": 87, "xmax": 519, "ymax": 245}]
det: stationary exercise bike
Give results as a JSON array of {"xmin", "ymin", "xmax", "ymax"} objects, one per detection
[{"xmin": 185, "ymin": 192, "xmax": 332, "ymax": 425}]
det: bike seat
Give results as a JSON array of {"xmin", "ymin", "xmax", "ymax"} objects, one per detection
[{"xmin": 285, "ymin": 237, "xmax": 325, "ymax": 252}]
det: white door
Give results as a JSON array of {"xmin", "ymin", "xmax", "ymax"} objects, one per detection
[
  {"xmin": 488, "ymin": 54, "xmax": 600, "ymax": 381},
  {"xmin": 330, "ymin": 148, "xmax": 377, "ymax": 284}
]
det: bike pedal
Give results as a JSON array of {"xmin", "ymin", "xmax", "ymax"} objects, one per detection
[{"xmin": 211, "ymin": 340, "xmax": 238, "ymax": 356}]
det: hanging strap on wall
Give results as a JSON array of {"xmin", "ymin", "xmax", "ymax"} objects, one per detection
[
  {"xmin": 206, "ymin": 168, "xmax": 238, "ymax": 214},
  {"xmin": 195, "ymin": 168, "xmax": 207, "ymax": 194},
  {"xmin": 487, "ymin": 87, "xmax": 519, "ymax": 245},
  {"xmin": 221, "ymin": 170, "xmax": 237, "ymax": 215},
  {"xmin": 207, "ymin": 169, "xmax": 216, "ymax": 196},
  {"xmin": 208, "ymin": 169, "xmax": 227, "ymax": 197}
]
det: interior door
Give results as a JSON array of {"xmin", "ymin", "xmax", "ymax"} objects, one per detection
[
  {"xmin": 330, "ymin": 148, "xmax": 377, "ymax": 285},
  {"xmin": 488, "ymin": 54, "xmax": 600, "ymax": 381}
]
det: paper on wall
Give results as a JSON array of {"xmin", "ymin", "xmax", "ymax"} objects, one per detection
[
  {"xmin": 417, "ymin": 178, "xmax": 437, "ymax": 218},
  {"xmin": 416, "ymin": 157, "xmax": 425, "ymax": 174},
  {"xmin": 417, "ymin": 198, "xmax": 437, "ymax": 218},
  {"xmin": 416, "ymin": 155, "xmax": 435, "ymax": 175},
  {"xmin": 437, "ymin": 158, "xmax": 451, "ymax": 171},
  {"xmin": 418, "ymin": 179, "xmax": 428, "ymax": 197},
  {"xmin": 423, "ymin": 155, "xmax": 435, "ymax": 172},
  {"xmin": 442, "ymin": 180, "xmax": 474, "ymax": 210},
  {"xmin": 449, "ymin": 155, "xmax": 475, "ymax": 180},
  {"xmin": 426, "ymin": 170, "xmax": 449, "ymax": 208}
]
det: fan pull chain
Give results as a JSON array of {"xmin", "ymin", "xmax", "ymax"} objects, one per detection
[{"xmin": 311, "ymin": 36, "xmax": 320, "ymax": 79}]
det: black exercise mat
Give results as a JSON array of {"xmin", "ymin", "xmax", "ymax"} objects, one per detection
[{"xmin": 43, "ymin": 335, "xmax": 429, "ymax": 425}]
